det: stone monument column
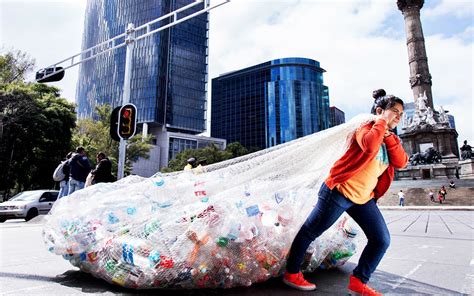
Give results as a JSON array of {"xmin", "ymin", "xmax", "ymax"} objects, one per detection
[{"xmin": 397, "ymin": 0, "xmax": 434, "ymax": 109}]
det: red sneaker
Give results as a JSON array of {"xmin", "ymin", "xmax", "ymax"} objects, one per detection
[
  {"xmin": 282, "ymin": 271, "xmax": 317, "ymax": 291},
  {"xmin": 348, "ymin": 275, "xmax": 382, "ymax": 296}
]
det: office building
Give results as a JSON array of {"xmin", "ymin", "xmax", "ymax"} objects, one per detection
[
  {"xmin": 329, "ymin": 106, "xmax": 345, "ymax": 127},
  {"xmin": 76, "ymin": 0, "xmax": 222, "ymax": 175},
  {"xmin": 211, "ymin": 58, "xmax": 331, "ymax": 150}
]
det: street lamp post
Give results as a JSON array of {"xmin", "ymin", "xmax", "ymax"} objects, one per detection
[{"xmin": 35, "ymin": 0, "xmax": 231, "ymax": 179}]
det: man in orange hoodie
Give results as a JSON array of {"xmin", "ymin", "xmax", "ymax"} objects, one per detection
[{"xmin": 283, "ymin": 89, "xmax": 408, "ymax": 296}]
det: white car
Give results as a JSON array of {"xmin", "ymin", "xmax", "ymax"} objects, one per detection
[{"xmin": 0, "ymin": 190, "xmax": 59, "ymax": 222}]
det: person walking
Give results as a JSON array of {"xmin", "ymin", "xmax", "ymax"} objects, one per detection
[
  {"xmin": 398, "ymin": 190, "xmax": 405, "ymax": 207},
  {"xmin": 428, "ymin": 189, "xmax": 434, "ymax": 202},
  {"xmin": 439, "ymin": 185, "xmax": 447, "ymax": 201},
  {"xmin": 91, "ymin": 152, "xmax": 115, "ymax": 184},
  {"xmin": 57, "ymin": 152, "xmax": 73, "ymax": 198},
  {"xmin": 282, "ymin": 89, "xmax": 408, "ymax": 296},
  {"xmin": 67, "ymin": 146, "xmax": 91, "ymax": 195}
]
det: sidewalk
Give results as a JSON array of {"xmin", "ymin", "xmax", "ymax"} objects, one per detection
[{"xmin": 380, "ymin": 205, "xmax": 474, "ymax": 211}]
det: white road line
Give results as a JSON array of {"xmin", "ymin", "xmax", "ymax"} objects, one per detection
[{"xmin": 392, "ymin": 263, "xmax": 423, "ymax": 290}]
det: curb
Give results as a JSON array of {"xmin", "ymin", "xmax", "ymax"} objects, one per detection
[{"xmin": 379, "ymin": 206, "xmax": 474, "ymax": 211}]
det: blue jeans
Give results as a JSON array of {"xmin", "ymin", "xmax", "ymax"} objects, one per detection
[
  {"xmin": 399, "ymin": 198, "xmax": 404, "ymax": 206},
  {"xmin": 68, "ymin": 178, "xmax": 85, "ymax": 196},
  {"xmin": 286, "ymin": 183, "xmax": 390, "ymax": 284},
  {"xmin": 58, "ymin": 180, "xmax": 69, "ymax": 198}
]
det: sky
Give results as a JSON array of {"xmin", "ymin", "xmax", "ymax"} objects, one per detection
[{"xmin": 0, "ymin": 0, "xmax": 473, "ymax": 147}]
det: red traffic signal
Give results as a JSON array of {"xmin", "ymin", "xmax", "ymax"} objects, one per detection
[{"xmin": 117, "ymin": 104, "xmax": 137, "ymax": 140}]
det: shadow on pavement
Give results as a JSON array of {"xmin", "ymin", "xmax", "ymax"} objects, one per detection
[{"xmin": 0, "ymin": 262, "xmax": 466, "ymax": 295}]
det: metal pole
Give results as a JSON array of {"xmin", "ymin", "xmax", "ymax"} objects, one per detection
[{"xmin": 118, "ymin": 23, "xmax": 135, "ymax": 180}]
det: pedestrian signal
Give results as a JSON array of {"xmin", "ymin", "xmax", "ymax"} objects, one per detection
[{"xmin": 117, "ymin": 104, "xmax": 137, "ymax": 140}]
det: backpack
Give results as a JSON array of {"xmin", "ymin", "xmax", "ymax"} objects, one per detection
[{"xmin": 52, "ymin": 161, "xmax": 67, "ymax": 182}]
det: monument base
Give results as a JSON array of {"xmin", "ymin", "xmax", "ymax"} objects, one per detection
[
  {"xmin": 459, "ymin": 159, "xmax": 474, "ymax": 179},
  {"xmin": 396, "ymin": 163, "xmax": 459, "ymax": 180},
  {"xmin": 400, "ymin": 125, "xmax": 459, "ymax": 162}
]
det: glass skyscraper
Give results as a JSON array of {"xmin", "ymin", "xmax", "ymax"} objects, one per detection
[
  {"xmin": 76, "ymin": 0, "xmax": 208, "ymax": 134},
  {"xmin": 211, "ymin": 58, "xmax": 331, "ymax": 150},
  {"xmin": 330, "ymin": 106, "xmax": 345, "ymax": 127}
]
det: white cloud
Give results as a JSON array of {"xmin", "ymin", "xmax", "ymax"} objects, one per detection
[
  {"xmin": 423, "ymin": 0, "xmax": 474, "ymax": 19},
  {"xmin": 208, "ymin": 0, "xmax": 473, "ymax": 146},
  {"xmin": 0, "ymin": 0, "xmax": 86, "ymax": 101},
  {"xmin": 1, "ymin": 0, "xmax": 472, "ymax": 147}
]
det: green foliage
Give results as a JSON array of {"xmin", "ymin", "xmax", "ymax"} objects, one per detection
[
  {"xmin": 0, "ymin": 83, "xmax": 76, "ymax": 195},
  {"xmin": 162, "ymin": 142, "xmax": 249, "ymax": 173},
  {"xmin": 225, "ymin": 142, "xmax": 249, "ymax": 158},
  {"xmin": 72, "ymin": 104, "xmax": 154, "ymax": 176},
  {"xmin": 0, "ymin": 48, "xmax": 35, "ymax": 84}
]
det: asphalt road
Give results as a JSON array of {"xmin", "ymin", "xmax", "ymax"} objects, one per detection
[{"xmin": 0, "ymin": 210, "xmax": 472, "ymax": 295}]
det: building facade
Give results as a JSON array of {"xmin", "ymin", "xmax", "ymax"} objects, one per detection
[
  {"xmin": 211, "ymin": 58, "xmax": 330, "ymax": 150},
  {"xmin": 329, "ymin": 106, "xmax": 345, "ymax": 127},
  {"xmin": 76, "ymin": 0, "xmax": 220, "ymax": 175}
]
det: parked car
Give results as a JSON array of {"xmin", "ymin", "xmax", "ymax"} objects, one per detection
[{"xmin": 0, "ymin": 190, "xmax": 59, "ymax": 222}]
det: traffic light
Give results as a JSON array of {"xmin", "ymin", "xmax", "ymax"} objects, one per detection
[
  {"xmin": 110, "ymin": 106, "xmax": 121, "ymax": 141},
  {"xmin": 35, "ymin": 67, "xmax": 65, "ymax": 83},
  {"xmin": 117, "ymin": 103, "xmax": 137, "ymax": 140}
]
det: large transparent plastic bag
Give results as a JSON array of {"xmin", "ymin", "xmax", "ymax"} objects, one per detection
[{"xmin": 43, "ymin": 114, "xmax": 374, "ymax": 289}]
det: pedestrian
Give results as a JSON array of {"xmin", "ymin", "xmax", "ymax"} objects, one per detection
[
  {"xmin": 428, "ymin": 189, "xmax": 434, "ymax": 202},
  {"xmin": 438, "ymin": 192, "xmax": 443, "ymax": 204},
  {"xmin": 449, "ymin": 180, "xmax": 455, "ymax": 189},
  {"xmin": 57, "ymin": 152, "xmax": 73, "ymax": 198},
  {"xmin": 282, "ymin": 89, "xmax": 408, "ymax": 295},
  {"xmin": 439, "ymin": 185, "xmax": 447, "ymax": 201},
  {"xmin": 184, "ymin": 157, "xmax": 197, "ymax": 171},
  {"xmin": 67, "ymin": 146, "xmax": 91, "ymax": 195},
  {"xmin": 91, "ymin": 152, "xmax": 115, "ymax": 184},
  {"xmin": 398, "ymin": 190, "xmax": 405, "ymax": 207}
]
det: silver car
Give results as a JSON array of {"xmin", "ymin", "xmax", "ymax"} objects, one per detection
[{"xmin": 0, "ymin": 190, "xmax": 59, "ymax": 222}]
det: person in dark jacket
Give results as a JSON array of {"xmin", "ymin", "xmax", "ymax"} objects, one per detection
[
  {"xmin": 68, "ymin": 146, "xmax": 91, "ymax": 195},
  {"xmin": 91, "ymin": 152, "xmax": 115, "ymax": 184}
]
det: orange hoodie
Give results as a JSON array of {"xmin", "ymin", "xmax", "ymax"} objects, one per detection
[{"xmin": 325, "ymin": 119, "xmax": 408, "ymax": 200}]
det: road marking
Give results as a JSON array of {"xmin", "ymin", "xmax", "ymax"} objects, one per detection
[
  {"xmin": 392, "ymin": 263, "xmax": 423, "ymax": 290},
  {"xmin": 386, "ymin": 214, "xmax": 411, "ymax": 225},
  {"xmin": 425, "ymin": 211, "xmax": 430, "ymax": 233},
  {"xmin": 449, "ymin": 215, "xmax": 474, "ymax": 230},
  {"xmin": 403, "ymin": 213, "xmax": 422, "ymax": 232},
  {"xmin": 439, "ymin": 215, "xmax": 453, "ymax": 234}
]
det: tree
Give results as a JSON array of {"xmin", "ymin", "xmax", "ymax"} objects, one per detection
[
  {"xmin": 0, "ymin": 83, "xmax": 76, "ymax": 196},
  {"xmin": 162, "ymin": 142, "xmax": 250, "ymax": 172},
  {"xmin": 225, "ymin": 142, "xmax": 249, "ymax": 158},
  {"xmin": 0, "ymin": 48, "xmax": 35, "ymax": 84},
  {"xmin": 72, "ymin": 104, "xmax": 154, "ymax": 176}
]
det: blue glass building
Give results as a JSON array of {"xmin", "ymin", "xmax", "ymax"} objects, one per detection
[
  {"xmin": 330, "ymin": 106, "xmax": 345, "ymax": 127},
  {"xmin": 76, "ymin": 0, "xmax": 208, "ymax": 134},
  {"xmin": 211, "ymin": 58, "xmax": 331, "ymax": 150}
]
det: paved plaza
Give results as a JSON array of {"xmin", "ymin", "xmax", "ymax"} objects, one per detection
[{"xmin": 0, "ymin": 210, "xmax": 472, "ymax": 295}]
